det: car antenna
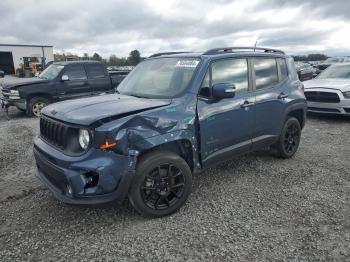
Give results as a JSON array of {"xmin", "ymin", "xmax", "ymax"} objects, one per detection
[{"xmin": 254, "ymin": 40, "xmax": 258, "ymax": 52}]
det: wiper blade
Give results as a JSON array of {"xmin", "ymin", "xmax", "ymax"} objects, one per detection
[{"xmin": 130, "ymin": 94, "xmax": 149, "ymax": 99}]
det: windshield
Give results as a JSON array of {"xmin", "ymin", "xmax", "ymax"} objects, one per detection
[
  {"xmin": 317, "ymin": 65, "xmax": 350, "ymax": 79},
  {"xmin": 118, "ymin": 57, "xmax": 200, "ymax": 98},
  {"xmin": 39, "ymin": 64, "xmax": 64, "ymax": 80}
]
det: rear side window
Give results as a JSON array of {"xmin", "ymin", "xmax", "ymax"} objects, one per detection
[
  {"xmin": 253, "ymin": 58, "xmax": 278, "ymax": 89},
  {"xmin": 277, "ymin": 58, "xmax": 288, "ymax": 81},
  {"xmin": 64, "ymin": 65, "xmax": 87, "ymax": 80},
  {"xmin": 86, "ymin": 64, "xmax": 106, "ymax": 79},
  {"xmin": 211, "ymin": 58, "xmax": 248, "ymax": 92}
]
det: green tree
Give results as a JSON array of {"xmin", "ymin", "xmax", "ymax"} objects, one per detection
[
  {"xmin": 109, "ymin": 54, "xmax": 119, "ymax": 65},
  {"xmin": 83, "ymin": 53, "xmax": 89, "ymax": 60},
  {"xmin": 92, "ymin": 52, "xmax": 103, "ymax": 61},
  {"xmin": 127, "ymin": 50, "xmax": 141, "ymax": 65}
]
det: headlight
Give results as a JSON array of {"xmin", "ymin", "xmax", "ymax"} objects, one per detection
[
  {"xmin": 78, "ymin": 129, "xmax": 90, "ymax": 149},
  {"xmin": 9, "ymin": 90, "xmax": 20, "ymax": 100},
  {"xmin": 343, "ymin": 91, "xmax": 350, "ymax": 98}
]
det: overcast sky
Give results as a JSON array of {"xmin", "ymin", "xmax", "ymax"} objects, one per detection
[{"xmin": 1, "ymin": 0, "xmax": 349, "ymax": 57}]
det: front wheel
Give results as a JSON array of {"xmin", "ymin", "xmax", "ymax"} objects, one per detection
[
  {"xmin": 129, "ymin": 151, "xmax": 192, "ymax": 217},
  {"xmin": 27, "ymin": 97, "xmax": 50, "ymax": 117},
  {"xmin": 274, "ymin": 117, "xmax": 301, "ymax": 158}
]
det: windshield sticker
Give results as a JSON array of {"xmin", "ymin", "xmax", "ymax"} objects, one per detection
[{"xmin": 175, "ymin": 60, "xmax": 199, "ymax": 68}]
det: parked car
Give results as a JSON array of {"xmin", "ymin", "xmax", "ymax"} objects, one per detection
[
  {"xmin": 316, "ymin": 57, "xmax": 350, "ymax": 71},
  {"xmin": 304, "ymin": 63, "xmax": 350, "ymax": 115},
  {"xmin": 33, "ymin": 47, "xmax": 307, "ymax": 217},
  {"xmin": 0, "ymin": 61, "xmax": 119, "ymax": 117},
  {"xmin": 295, "ymin": 62, "xmax": 314, "ymax": 81},
  {"xmin": 109, "ymin": 69, "xmax": 132, "ymax": 87},
  {"xmin": 0, "ymin": 69, "xmax": 4, "ymax": 78},
  {"xmin": 305, "ymin": 62, "xmax": 321, "ymax": 77}
]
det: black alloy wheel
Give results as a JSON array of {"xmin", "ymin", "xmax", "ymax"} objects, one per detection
[
  {"xmin": 142, "ymin": 164, "xmax": 185, "ymax": 210},
  {"xmin": 283, "ymin": 122, "xmax": 300, "ymax": 154},
  {"xmin": 274, "ymin": 117, "xmax": 301, "ymax": 158},
  {"xmin": 129, "ymin": 151, "xmax": 192, "ymax": 217}
]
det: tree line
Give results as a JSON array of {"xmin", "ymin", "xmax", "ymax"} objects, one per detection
[
  {"xmin": 54, "ymin": 50, "xmax": 143, "ymax": 66},
  {"xmin": 292, "ymin": 53, "xmax": 328, "ymax": 62},
  {"xmin": 54, "ymin": 50, "xmax": 329, "ymax": 64}
]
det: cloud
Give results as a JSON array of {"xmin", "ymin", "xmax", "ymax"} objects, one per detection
[{"xmin": 0, "ymin": 0, "xmax": 349, "ymax": 57}]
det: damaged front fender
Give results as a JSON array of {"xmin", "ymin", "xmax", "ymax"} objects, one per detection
[{"xmin": 95, "ymin": 96, "xmax": 201, "ymax": 171}]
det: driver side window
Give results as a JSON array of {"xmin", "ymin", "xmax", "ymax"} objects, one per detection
[{"xmin": 199, "ymin": 59, "xmax": 249, "ymax": 97}]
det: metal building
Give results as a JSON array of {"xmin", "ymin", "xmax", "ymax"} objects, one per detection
[{"xmin": 0, "ymin": 44, "xmax": 54, "ymax": 74}]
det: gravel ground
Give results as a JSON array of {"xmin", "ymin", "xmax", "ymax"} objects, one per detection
[{"xmin": 0, "ymin": 106, "xmax": 349, "ymax": 261}]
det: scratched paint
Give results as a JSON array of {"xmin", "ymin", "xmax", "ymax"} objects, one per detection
[
  {"xmin": 181, "ymin": 116, "xmax": 193, "ymax": 123},
  {"xmin": 165, "ymin": 108, "xmax": 176, "ymax": 113}
]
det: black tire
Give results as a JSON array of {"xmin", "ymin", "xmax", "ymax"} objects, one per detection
[
  {"xmin": 129, "ymin": 151, "xmax": 192, "ymax": 218},
  {"xmin": 274, "ymin": 117, "xmax": 301, "ymax": 158},
  {"xmin": 27, "ymin": 97, "xmax": 50, "ymax": 117}
]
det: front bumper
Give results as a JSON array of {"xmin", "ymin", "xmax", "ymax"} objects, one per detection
[
  {"xmin": 0, "ymin": 95, "xmax": 26, "ymax": 110},
  {"xmin": 305, "ymin": 88, "xmax": 350, "ymax": 115},
  {"xmin": 34, "ymin": 137, "xmax": 137, "ymax": 205}
]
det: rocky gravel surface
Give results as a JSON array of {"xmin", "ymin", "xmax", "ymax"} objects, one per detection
[{"xmin": 0, "ymin": 107, "xmax": 349, "ymax": 261}]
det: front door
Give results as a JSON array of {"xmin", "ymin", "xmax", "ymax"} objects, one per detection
[
  {"xmin": 197, "ymin": 58, "xmax": 255, "ymax": 167},
  {"xmin": 56, "ymin": 64, "xmax": 91, "ymax": 100}
]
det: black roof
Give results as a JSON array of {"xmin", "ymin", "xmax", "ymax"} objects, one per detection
[
  {"xmin": 53, "ymin": 61, "xmax": 104, "ymax": 66},
  {"xmin": 149, "ymin": 47, "xmax": 287, "ymax": 59}
]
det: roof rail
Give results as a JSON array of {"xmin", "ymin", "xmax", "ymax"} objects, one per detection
[
  {"xmin": 149, "ymin": 51, "xmax": 190, "ymax": 58},
  {"xmin": 203, "ymin": 46, "xmax": 285, "ymax": 55}
]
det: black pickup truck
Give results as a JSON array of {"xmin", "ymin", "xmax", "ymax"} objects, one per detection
[{"xmin": 0, "ymin": 61, "xmax": 130, "ymax": 117}]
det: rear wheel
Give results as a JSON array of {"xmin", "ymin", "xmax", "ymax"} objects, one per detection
[
  {"xmin": 274, "ymin": 117, "xmax": 301, "ymax": 158},
  {"xmin": 27, "ymin": 97, "xmax": 50, "ymax": 117},
  {"xmin": 129, "ymin": 151, "xmax": 192, "ymax": 217}
]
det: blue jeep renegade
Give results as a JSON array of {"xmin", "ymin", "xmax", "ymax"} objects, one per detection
[{"xmin": 34, "ymin": 47, "xmax": 307, "ymax": 217}]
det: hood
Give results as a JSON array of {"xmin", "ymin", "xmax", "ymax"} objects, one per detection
[
  {"xmin": 303, "ymin": 78, "xmax": 350, "ymax": 92},
  {"xmin": 42, "ymin": 94, "xmax": 172, "ymax": 126},
  {"xmin": 0, "ymin": 77, "xmax": 50, "ymax": 89}
]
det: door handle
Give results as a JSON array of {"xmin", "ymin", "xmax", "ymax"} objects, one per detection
[
  {"xmin": 278, "ymin": 93, "xmax": 288, "ymax": 99},
  {"xmin": 240, "ymin": 100, "xmax": 254, "ymax": 108}
]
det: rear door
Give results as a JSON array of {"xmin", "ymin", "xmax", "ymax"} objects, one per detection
[
  {"xmin": 85, "ymin": 63, "xmax": 112, "ymax": 94},
  {"xmin": 197, "ymin": 57, "xmax": 255, "ymax": 167},
  {"xmin": 251, "ymin": 57, "xmax": 289, "ymax": 149},
  {"xmin": 57, "ymin": 64, "xmax": 91, "ymax": 100}
]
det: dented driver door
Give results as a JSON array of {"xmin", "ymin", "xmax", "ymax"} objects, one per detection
[{"xmin": 197, "ymin": 58, "xmax": 255, "ymax": 167}]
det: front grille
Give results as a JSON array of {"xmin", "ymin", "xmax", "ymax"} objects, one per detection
[
  {"xmin": 40, "ymin": 117, "xmax": 69, "ymax": 149},
  {"xmin": 1, "ymin": 88, "xmax": 10, "ymax": 99},
  {"xmin": 304, "ymin": 91, "xmax": 340, "ymax": 103}
]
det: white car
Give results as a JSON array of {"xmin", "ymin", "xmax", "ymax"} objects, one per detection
[{"xmin": 303, "ymin": 63, "xmax": 350, "ymax": 115}]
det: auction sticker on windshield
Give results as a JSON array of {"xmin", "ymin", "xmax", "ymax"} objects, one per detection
[{"xmin": 175, "ymin": 60, "xmax": 200, "ymax": 68}]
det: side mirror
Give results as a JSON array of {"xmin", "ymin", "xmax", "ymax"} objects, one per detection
[
  {"xmin": 212, "ymin": 83, "xmax": 236, "ymax": 98},
  {"xmin": 61, "ymin": 75, "xmax": 69, "ymax": 81}
]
